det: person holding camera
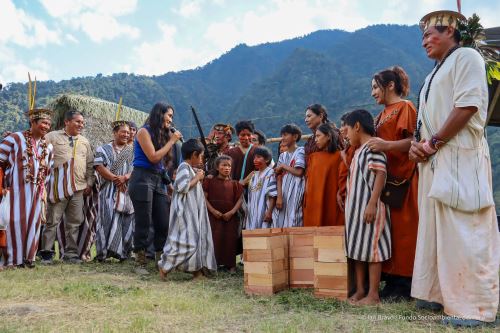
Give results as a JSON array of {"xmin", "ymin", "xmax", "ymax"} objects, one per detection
[{"xmin": 129, "ymin": 102, "xmax": 182, "ymax": 273}]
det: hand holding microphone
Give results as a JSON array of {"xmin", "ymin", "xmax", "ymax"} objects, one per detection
[{"xmin": 169, "ymin": 127, "xmax": 184, "ymax": 143}]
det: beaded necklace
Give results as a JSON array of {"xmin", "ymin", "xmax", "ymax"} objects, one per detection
[
  {"xmin": 415, "ymin": 45, "xmax": 460, "ymax": 141},
  {"xmin": 23, "ymin": 129, "xmax": 49, "ymax": 187}
]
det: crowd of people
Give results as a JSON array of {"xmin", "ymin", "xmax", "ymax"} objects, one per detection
[{"xmin": 0, "ymin": 9, "xmax": 498, "ymax": 328}]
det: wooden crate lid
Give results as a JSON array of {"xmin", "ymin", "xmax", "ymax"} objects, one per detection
[
  {"xmin": 314, "ymin": 226, "xmax": 345, "ymax": 236},
  {"xmin": 285, "ymin": 226, "xmax": 317, "ymax": 234},
  {"xmin": 243, "ymin": 228, "xmax": 284, "ymax": 237}
]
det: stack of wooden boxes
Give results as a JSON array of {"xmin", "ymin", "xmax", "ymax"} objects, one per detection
[
  {"xmin": 313, "ymin": 226, "xmax": 349, "ymax": 299},
  {"xmin": 242, "ymin": 228, "xmax": 289, "ymax": 295},
  {"xmin": 287, "ymin": 226, "xmax": 316, "ymax": 288}
]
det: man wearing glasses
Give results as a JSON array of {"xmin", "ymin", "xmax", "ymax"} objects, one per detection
[{"xmin": 40, "ymin": 110, "xmax": 95, "ymax": 264}]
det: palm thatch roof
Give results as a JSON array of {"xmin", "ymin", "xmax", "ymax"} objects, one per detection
[{"xmin": 48, "ymin": 94, "xmax": 148, "ymax": 149}]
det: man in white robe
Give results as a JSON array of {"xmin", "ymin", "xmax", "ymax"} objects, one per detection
[{"xmin": 409, "ymin": 10, "xmax": 499, "ymax": 328}]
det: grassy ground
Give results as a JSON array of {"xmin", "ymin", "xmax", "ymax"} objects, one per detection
[{"xmin": 0, "ymin": 260, "xmax": 497, "ymax": 333}]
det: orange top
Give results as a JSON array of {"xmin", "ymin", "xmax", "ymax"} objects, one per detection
[
  {"xmin": 303, "ymin": 151, "xmax": 343, "ymax": 227},
  {"xmin": 375, "ymin": 100, "xmax": 419, "ymax": 277}
]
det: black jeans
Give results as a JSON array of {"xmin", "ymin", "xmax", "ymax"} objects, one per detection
[{"xmin": 129, "ymin": 167, "xmax": 170, "ymax": 252}]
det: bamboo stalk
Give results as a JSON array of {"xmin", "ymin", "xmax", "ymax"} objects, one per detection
[{"xmin": 266, "ymin": 134, "xmax": 312, "ymax": 143}]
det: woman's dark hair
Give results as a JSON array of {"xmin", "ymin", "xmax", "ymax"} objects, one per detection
[
  {"xmin": 316, "ymin": 123, "xmax": 339, "ymax": 153},
  {"xmin": 254, "ymin": 146, "xmax": 273, "ymax": 165},
  {"xmin": 235, "ymin": 120, "xmax": 255, "ymax": 135},
  {"xmin": 340, "ymin": 112, "xmax": 350, "ymax": 125},
  {"xmin": 128, "ymin": 121, "xmax": 137, "ymax": 129},
  {"xmin": 306, "ymin": 104, "xmax": 328, "ymax": 123},
  {"xmin": 181, "ymin": 138, "xmax": 204, "ymax": 160},
  {"xmin": 280, "ymin": 124, "xmax": 302, "ymax": 143},
  {"xmin": 344, "ymin": 109, "xmax": 375, "ymax": 136},
  {"xmin": 144, "ymin": 102, "xmax": 174, "ymax": 164},
  {"xmin": 254, "ymin": 129, "xmax": 267, "ymax": 145},
  {"xmin": 435, "ymin": 26, "xmax": 461, "ymax": 43},
  {"xmin": 373, "ymin": 66, "xmax": 410, "ymax": 97}
]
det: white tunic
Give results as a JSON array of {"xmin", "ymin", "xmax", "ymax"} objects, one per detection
[{"xmin": 412, "ymin": 47, "xmax": 499, "ymax": 322}]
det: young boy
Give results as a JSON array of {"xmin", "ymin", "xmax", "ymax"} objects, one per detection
[
  {"xmin": 158, "ymin": 139, "xmax": 217, "ymax": 280},
  {"xmin": 245, "ymin": 147, "xmax": 277, "ymax": 230},
  {"xmin": 273, "ymin": 124, "xmax": 305, "ymax": 228}
]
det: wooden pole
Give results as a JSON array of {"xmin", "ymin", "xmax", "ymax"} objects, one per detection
[{"xmin": 266, "ymin": 134, "xmax": 312, "ymax": 143}]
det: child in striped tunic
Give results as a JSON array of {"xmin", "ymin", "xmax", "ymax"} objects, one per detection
[
  {"xmin": 245, "ymin": 147, "xmax": 277, "ymax": 230},
  {"xmin": 159, "ymin": 139, "xmax": 216, "ymax": 280},
  {"xmin": 344, "ymin": 110, "xmax": 391, "ymax": 306},
  {"xmin": 273, "ymin": 124, "xmax": 305, "ymax": 228}
]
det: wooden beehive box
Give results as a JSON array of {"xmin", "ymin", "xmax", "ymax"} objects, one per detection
[
  {"xmin": 287, "ymin": 226, "xmax": 317, "ymax": 288},
  {"xmin": 243, "ymin": 228, "xmax": 289, "ymax": 295},
  {"xmin": 313, "ymin": 226, "xmax": 349, "ymax": 300}
]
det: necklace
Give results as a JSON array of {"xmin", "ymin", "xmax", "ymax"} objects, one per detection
[
  {"xmin": 250, "ymin": 169, "xmax": 268, "ymax": 192},
  {"xmin": 23, "ymin": 129, "xmax": 49, "ymax": 188},
  {"xmin": 415, "ymin": 45, "xmax": 460, "ymax": 141}
]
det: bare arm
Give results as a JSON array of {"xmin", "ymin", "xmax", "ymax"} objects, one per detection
[
  {"xmin": 364, "ymin": 170, "xmax": 386, "ymax": 224},
  {"xmin": 279, "ymin": 164, "xmax": 305, "ymax": 177},
  {"xmin": 95, "ymin": 165, "xmax": 116, "ymax": 182},
  {"xmin": 409, "ymin": 106, "xmax": 477, "ymax": 163},
  {"xmin": 136, "ymin": 128, "xmax": 181, "ymax": 164},
  {"xmin": 367, "ymin": 137, "xmax": 412, "ymax": 153},
  {"xmin": 189, "ymin": 169, "xmax": 205, "ymax": 190},
  {"xmin": 435, "ymin": 106, "xmax": 477, "ymax": 141},
  {"xmin": 275, "ymin": 175, "xmax": 283, "ymax": 210}
]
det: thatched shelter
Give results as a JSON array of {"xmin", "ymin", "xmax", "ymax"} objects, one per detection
[{"xmin": 48, "ymin": 94, "xmax": 148, "ymax": 149}]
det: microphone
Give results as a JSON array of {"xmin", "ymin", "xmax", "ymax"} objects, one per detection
[{"xmin": 170, "ymin": 127, "xmax": 184, "ymax": 143}]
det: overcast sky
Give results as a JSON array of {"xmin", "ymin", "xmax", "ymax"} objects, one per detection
[{"xmin": 1, "ymin": 0, "xmax": 498, "ymax": 84}]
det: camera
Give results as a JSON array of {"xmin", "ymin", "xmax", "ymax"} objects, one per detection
[{"xmin": 160, "ymin": 170, "xmax": 172, "ymax": 186}]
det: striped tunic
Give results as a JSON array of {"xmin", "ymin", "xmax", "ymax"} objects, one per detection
[
  {"xmin": 93, "ymin": 143, "xmax": 134, "ymax": 260},
  {"xmin": 159, "ymin": 162, "xmax": 216, "ymax": 273},
  {"xmin": 245, "ymin": 167, "xmax": 277, "ymax": 230},
  {"xmin": 272, "ymin": 147, "xmax": 305, "ymax": 228},
  {"xmin": 0, "ymin": 132, "xmax": 53, "ymax": 266},
  {"xmin": 345, "ymin": 144, "xmax": 391, "ymax": 262}
]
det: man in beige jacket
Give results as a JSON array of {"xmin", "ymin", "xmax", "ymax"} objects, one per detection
[{"xmin": 40, "ymin": 110, "xmax": 95, "ymax": 264}]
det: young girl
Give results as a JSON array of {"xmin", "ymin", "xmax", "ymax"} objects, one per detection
[
  {"xmin": 158, "ymin": 139, "xmax": 216, "ymax": 280},
  {"xmin": 245, "ymin": 147, "xmax": 277, "ymax": 230},
  {"xmin": 273, "ymin": 124, "xmax": 305, "ymax": 228},
  {"xmin": 203, "ymin": 155, "xmax": 243, "ymax": 272},
  {"xmin": 303, "ymin": 122, "xmax": 343, "ymax": 227},
  {"xmin": 344, "ymin": 109, "xmax": 391, "ymax": 306}
]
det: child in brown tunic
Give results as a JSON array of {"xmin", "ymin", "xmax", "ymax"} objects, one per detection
[{"xmin": 203, "ymin": 155, "xmax": 243, "ymax": 272}]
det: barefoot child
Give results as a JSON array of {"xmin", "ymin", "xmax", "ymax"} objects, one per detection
[
  {"xmin": 344, "ymin": 109, "xmax": 391, "ymax": 305},
  {"xmin": 158, "ymin": 139, "xmax": 216, "ymax": 280},
  {"xmin": 203, "ymin": 155, "xmax": 244, "ymax": 272},
  {"xmin": 245, "ymin": 147, "xmax": 277, "ymax": 230},
  {"xmin": 273, "ymin": 124, "xmax": 305, "ymax": 228}
]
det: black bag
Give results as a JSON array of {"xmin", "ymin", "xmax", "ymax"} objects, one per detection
[{"xmin": 381, "ymin": 168, "xmax": 417, "ymax": 209}]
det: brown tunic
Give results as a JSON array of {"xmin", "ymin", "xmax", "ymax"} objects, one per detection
[
  {"xmin": 227, "ymin": 145, "xmax": 256, "ymax": 181},
  {"xmin": 203, "ymin": 177, "xmax": 244, "ymax": 269},
  {"xmin": 375, "ymin": 100, "xmax": 419, "ymax": 277}
]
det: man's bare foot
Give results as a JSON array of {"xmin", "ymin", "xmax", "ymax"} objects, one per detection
[
  {"xmin": 229, "ymin": 267, "xmax": 236, "ymax": 273},
  {"xmin": 348, "ymin": 290, "xmax": 365, "ymax": 304},
  {"xmin": 356, "ymin": 295, "xmax": 380, "ymax": 306},
  {"xmin": 159, "ymin": 268, "xmax": 168, "ymax": 281}
]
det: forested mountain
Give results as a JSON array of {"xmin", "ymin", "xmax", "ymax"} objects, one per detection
[{"xmin": 0, "ymin": 24, "xmax": 498, "ymax": 211}]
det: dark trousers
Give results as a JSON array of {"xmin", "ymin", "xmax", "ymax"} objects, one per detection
[{"xmin": 129, "ymin": 167, "xmax": 170, "ymax": 252}]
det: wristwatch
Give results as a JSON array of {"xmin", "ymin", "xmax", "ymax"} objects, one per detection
[{"xmin": 431, "ymin": 135, "xmax": 446, "ymax": 150}]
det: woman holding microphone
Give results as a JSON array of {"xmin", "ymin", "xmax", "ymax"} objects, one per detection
[{"xmin": 129, "ymin": 102, "xmax": 182, "ymax": 272}]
